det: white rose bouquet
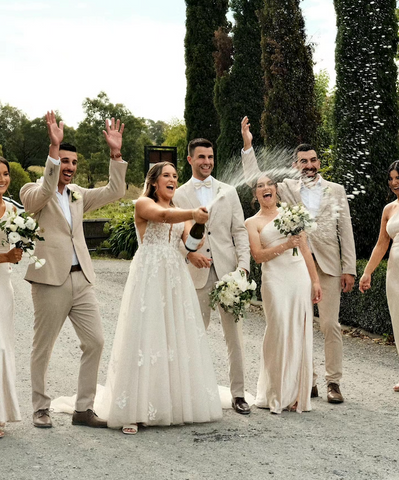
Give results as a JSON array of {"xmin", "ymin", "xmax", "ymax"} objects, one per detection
[
  {"xmin": 0, "ymin": 211, "xmax": 46, "ymax": 269},
  {"xmin": 274, "ymin": 203, "xmax": 317, "ymax": 256},
  {"xmin": 209, "ymin": 269, "xmax": 257, "ymax": 322}
]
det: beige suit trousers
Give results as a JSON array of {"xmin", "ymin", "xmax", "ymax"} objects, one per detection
[
  {"xmin": 196, "ymin": 266, "xmax": 245, "ymax": 398},
  {"xmin": 31, "ymin": 271, "xmax": 104, "ymax": 412},
  {"xmin": 313, "ymin": 262, "xmax": 343, "ymax": 386}
]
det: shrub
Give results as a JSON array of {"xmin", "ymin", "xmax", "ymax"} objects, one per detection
[
  {"xmin": 339, "ymin": 259, "xmax": 392, "ymax": 335},
  {"xmin": 8, "ymin": 162, "xmax": 31, "ymax": 203},
  {"xmin": 103, "ymin": 211, "xmax": 138, "ymax": 259}
]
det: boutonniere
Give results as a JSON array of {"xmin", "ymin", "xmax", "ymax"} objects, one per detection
[
  {"xmin": 71, "ymin": 191, "xmax": 82, "ymax": 202},
  {"xmin": 323, "ymin": 186, "xmax": 332, "ymax": 196}
]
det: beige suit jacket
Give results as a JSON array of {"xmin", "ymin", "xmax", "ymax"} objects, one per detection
[
  {"xmin": 242, "ymin": 148, "xmax": 356, "ymax": 277},
  {"xmin": 20, "ymin": 157, "xmax": 127, "ymax": 286},
  {"xmin": 174, "ymin": 178, "xmax": 250, "ymax": 289}
]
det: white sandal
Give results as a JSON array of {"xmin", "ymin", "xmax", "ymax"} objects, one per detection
[
  {"xmin": 393, "ymin": 383, "xmax": 399, "ymax": 392},
  {"xmin": 122, "ymin": 424, "xmax": 138, "ymax": 435},
  {"xmin": 0, "ymin": 422, "xmax": 5, "ymax": 438}
]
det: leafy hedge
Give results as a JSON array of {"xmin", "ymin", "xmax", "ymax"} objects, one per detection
[
  {"xmin": 339, "ymin": 259, "xmax": 392, "ymax": 335},
  {"xmin": 102, "ymin": 212, "xmax": 138, "ymax": 259}
]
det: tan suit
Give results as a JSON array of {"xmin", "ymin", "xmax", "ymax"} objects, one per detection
[
  {"xmin": 174, "ymin": 178, "xmax": 250, "ymax": 398},
  {"xmin": 20, "ymin": 157, "xmax": 127, "ymax": 411},
  {"xmin": 242, "ymin": 149, "xmax": 356, "ymax": 385}
]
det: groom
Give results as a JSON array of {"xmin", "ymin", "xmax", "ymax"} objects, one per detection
[
  {"xmin": 241, "ymin": 116, "xmax": 356, "ymax": 404},
  {"xmin": 20, "ymin": 111, "xmax": 127, "ymax": 428},
  {"xmin": 174, "ymin": 138, "xmax": 251, "ymax": 414}
]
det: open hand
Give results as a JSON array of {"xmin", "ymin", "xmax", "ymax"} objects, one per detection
[
  {"xmin": 102, "ymin": 118, "xmax": 125, "ymax": 154},
  {"xmin": 46, "ymin": 111, "xmax": 64, "ymax": 146}
]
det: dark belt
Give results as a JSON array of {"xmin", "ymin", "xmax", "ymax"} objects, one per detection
[{"xmin": 70, "ymin": 264, "xmax": 82, "ymax": 272}]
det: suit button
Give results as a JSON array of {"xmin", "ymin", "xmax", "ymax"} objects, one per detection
[
  {"xmin": 208, "ymin": 232, "xmax": 211, "ymax": 235},
  {"xmin": 206, "ymin": 249, "xmax": 210, "ymax": 252}
]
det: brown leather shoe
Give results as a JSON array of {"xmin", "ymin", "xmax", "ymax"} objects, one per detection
[
  {"xmin": 327, "ymin": 383, "xmax": 344, "ymax": 404},
  {"xmin": 72, "ymin": 409, "xmax": 107, "ymax": 428},
  {"xmin": 33, "ymin": 409, "xmax": 52, "ymax": 428},
  {"xmin": 232, "ymin": 397, "xmax": 250, "ymax": 415},
  {"xmin": 311, "ymin": 385, "xmax": 319, "ymax": 398}
]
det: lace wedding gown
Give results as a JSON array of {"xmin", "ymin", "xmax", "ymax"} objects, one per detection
[
  {"xmin": 255, "ymin": 218, "xmax": 313, "ymax": 413},
  {"xmin": 0, "ymin": 201, "xmax": 21, "ymax": 423},
  {"xmin": 386, "ymin": 209, "xmax": 399, "ymax": 353},
  {"xmin": 95, "ymin": 220, "xmax": 222, "ymax": 427}
]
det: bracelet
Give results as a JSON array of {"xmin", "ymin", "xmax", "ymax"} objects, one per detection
[{"xmin": 110, "ymin": 152, "xmax": 122, "ymax": 159}]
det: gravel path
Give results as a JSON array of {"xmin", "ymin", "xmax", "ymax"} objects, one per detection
[{"xmin": 3, "ymin": 258, "xmax": 399, "ymax": 480}]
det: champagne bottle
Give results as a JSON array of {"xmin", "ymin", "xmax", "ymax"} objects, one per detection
[{"xmin": 185, "ymin": 222, "xmax": 205, "ymax": 252}]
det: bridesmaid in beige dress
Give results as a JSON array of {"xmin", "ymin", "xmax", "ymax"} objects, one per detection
[
  {"xmin": 245, "ymin": 174, "xmax": 322, "ymax": 413},
  {"xmin": 0, "ymin": 157, "xmax": 23, "ymax": 438},
  {"xmin": 359, "ymin": 160, "xmax": 399, "ymax": 392}
]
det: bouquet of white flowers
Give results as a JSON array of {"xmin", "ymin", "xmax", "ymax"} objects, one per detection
[
  {"xmin": 209, "ymin": 269, "xmax": 257, "ymax": 322},
  {"xmin": 274, "ymin": 202, "xmax": 317, "ymax": 256},
  {"xmin": 0, "ymin": 210, "xmax": 46, "ymax": 269}
]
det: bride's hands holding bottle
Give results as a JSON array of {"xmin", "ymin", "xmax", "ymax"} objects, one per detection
[{"xmin": 192, "ymin": 207, "xmax": 208, "ymax": 224}]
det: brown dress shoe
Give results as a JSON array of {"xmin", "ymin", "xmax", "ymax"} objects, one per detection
[
  {"xmin": 327, "ymin": 383, "xmax": 344, "ymax": 404},
  {"xmin": 72, "ymin": 409, "xmax": 107, "ymax": 428},
  {"xmin": 232, "ymin": 397, "xmax": 250, "ymax": 415},
  {"xmin": 33, "ymin": 409, "xmax": 52, "ymax": 428},
  {"xmin": 311, "ymin": 385, "xmax": 319, "ymax": 398}
]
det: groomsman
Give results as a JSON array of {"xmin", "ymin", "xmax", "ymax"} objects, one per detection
[
  {"xmin": 174, "ymin": 138, "xmax": 251, "ymax": 414},
  {"xmin": 241, "ymin": 116, "xmax": 356, "ymax": 403},
  {"xmin": 20, "ymin": 111, "xmax": 127, "ymax": 428}
]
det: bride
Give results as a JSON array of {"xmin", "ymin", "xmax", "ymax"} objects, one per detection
[
  {"xmin": 96, "ymin": 161, "xmax": 222, "ymax": 433},
  {"xmin": 245, "ymin": 174, "xmax": 322, "ymax": 413}
]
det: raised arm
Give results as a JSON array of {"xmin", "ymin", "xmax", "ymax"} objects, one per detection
[
  {"xmin": 241, "ymin": 116, "xmax": 261, "ymax": 187},
  {"xmin": 135, "ymin": 197, "xmax": 208, "ymax": 225},
  {"xmin": 359, "ymin": 205, "xmax": 391, "ymax": 293}
]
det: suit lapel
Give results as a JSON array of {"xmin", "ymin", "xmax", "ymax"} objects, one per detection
[
  {"xmin": 183, "ymin": 181, "xmax": 202, "ymax": 209},
  {"xmin": 316, "ymin": 178, "xmax": 330, "ymax": 218}
]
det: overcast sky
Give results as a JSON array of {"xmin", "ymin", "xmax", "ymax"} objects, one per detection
[{"xmin": 1, "ymin": 0, "xmax": 336, "ymax": 127}]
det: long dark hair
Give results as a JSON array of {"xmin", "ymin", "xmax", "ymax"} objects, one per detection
[
  {"xmin": 142, "ymin": 161, "xmax": 177, "ymax": 205},
  {"xmin": 0, "ymin": 156, "xmax": 10, "ymax": 173}
]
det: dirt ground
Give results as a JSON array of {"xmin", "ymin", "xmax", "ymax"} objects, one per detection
[{"xmin": 3, "ymin": 258, "xmax": 399, "ymax": 480}]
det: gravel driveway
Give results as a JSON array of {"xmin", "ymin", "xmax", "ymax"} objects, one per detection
[{"xmin": 3, "ymin": 258, "xmax": 399, "ymax": 480}]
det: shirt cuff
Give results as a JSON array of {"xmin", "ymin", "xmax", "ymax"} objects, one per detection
[
  {"xmin": 241, "ymin": 147, "xmax": 253, "ymax": 154},
  {"xmin": 48, "ymin": 155, "xmax": 60, "ymax": 165}
]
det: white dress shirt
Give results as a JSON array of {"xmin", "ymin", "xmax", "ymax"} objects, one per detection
[
  {"xmin": 49, "ymin": 155, "xmax": 79, "ymax": 266},
  {"xmin": 300, "ymin": 176, "xmax": 323, "ymax": 219},
  {"xmin": 192, "ymin": 176, "xmax": 214, "ymax": 208}
]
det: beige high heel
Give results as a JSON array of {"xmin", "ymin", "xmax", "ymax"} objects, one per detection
[{"xmin": 122, "ymin": 424, "xmax": 138, "ymax": 435}]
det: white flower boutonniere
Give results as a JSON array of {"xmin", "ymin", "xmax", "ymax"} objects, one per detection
[
  {"xmin": 71, "ymin": 191, "xmax": 82, "ymax": 203},
  {"xmin": 323, "ymin": 186, "xmax": 332, "ymax": 196}
]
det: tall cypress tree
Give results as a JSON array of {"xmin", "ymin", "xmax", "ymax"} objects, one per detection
[
  {"xmin": 333, "ymin": 0, "xmax": 399, "ymax": 258},
  {"xmin": 214, "ymin": 0, "xmax": 264, "ymax": 169},
  {"xmin": 259, "ymin": 0, "xmax": 319, "ymax": 149},
  {"xmin": 184, "ymin": 0, "xmax": 228, "ymax": 180}
]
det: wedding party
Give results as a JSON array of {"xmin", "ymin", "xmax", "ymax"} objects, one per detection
[{"xmin": 2, "ymin": 0, "xmax": 399, "ymax": 478}]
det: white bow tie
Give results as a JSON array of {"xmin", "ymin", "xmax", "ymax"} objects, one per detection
[{"xmin": 194, "ymin": 180, "xmax": 212, "ymax": 189}]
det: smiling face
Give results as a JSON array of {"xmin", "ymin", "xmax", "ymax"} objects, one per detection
[
  {"xmin": 388, "ymin": 169, "xmax": 399, "ymax": 198},
  {"xmin": 153, "ymin": 164, "xmax": 178, "ymax": 202},
  {"xmin": 187, "ymin": 146, "xmax": 214, "ymax": 181},
  {"xmin": 0, "ymin": 161, "xmax": 10, "ymax": 198},
  {"xmin": 58, "ymin": 149, "xmax": 78, "ymax": 192},
  {"xmin": 255, "ymin": 176, "xmax": 277, "ymax": 208},
  {"xmin": 295, "ymin": 150, "xmax": 320, "ymax": 179}
]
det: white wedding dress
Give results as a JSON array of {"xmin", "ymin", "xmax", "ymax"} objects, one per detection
[
  {"xmin": 255, "ymin": 217, "xmax": 313, "ymax": 413},
  {"xmin": 96, "ymin": 220, "xmax": 222, "ymax": 427},
  {"xmin": 0, "ymin": 201, "xmax": 21, "ymax": 424}
]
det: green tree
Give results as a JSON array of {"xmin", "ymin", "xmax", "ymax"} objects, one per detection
[
  {"xmin": 163, "ymin": 119, "xmax": 187, "ymax": 178},
  {"xmin": 8, "ymin": 162, "xmax": 31, "ymax": 203},
  {"xmin": 184, "ymin": 0, "xmax": 229, "ymax": 180},
  {"xmin": 259, "ymin": 0, "xmax": 319, "ymax": 149},
  {"xmin": 333, "ymin": 0, "xmax": 399, "ymax": 258},
  {"xmin": 214, "ymin": 0, "xmax": 264, "ymax": 170},
  {"xmin": 75, "ymin": 92, "xmax": 151, "ymax": 186},
  {"xmin": 146, "ymin": 119, "xmax": 168, "ymax": 145}
]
